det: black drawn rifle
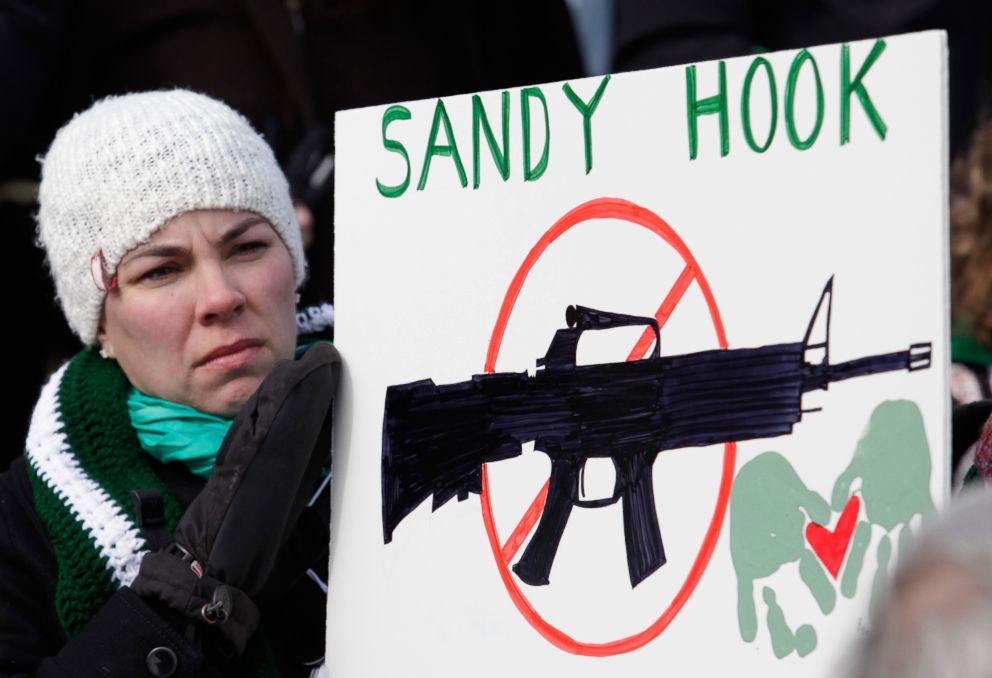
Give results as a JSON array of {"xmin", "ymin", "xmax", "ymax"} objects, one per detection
[{"xmin": 381, "ymin": 278, "xmax": 931, "ymax": 587}]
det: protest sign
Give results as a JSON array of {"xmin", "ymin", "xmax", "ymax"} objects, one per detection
[{"xmin": 331, "ymin": 30, "xmax": 947, "ymax": 677}]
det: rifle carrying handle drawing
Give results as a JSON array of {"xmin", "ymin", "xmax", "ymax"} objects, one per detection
[{"xmin": 539, "ymin": 306, "xmax": 661, "ymax": 370}]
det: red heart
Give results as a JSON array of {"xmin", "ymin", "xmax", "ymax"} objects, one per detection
[{"xmin": 805, "ymin": 495, "xmax": 860, "ymax": 579}]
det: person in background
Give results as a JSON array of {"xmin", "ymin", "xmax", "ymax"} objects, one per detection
[
  {"xmin": 0, "ymin": 89, "xmax": 338, "ymax": 677},
  {"xmin": 952, "ymin": 118, "xmax": 992, "ymax": 404},
  {"xmin": 846, "ymin": 488, "xmax": 992, "ymax": 678},
  {"xmin": 945, "ymin": 118, "xmax": 992, "ymax": 491}
]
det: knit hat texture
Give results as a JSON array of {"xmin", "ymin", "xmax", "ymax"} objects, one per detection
[{"xmin": 37, "ymin": 89, "xmax": 306, "ymax": 345}]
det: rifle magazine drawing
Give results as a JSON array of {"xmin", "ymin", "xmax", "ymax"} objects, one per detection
[{"xmin": 381, "ymin": 277, "xmax": 931, "ymax": 588}]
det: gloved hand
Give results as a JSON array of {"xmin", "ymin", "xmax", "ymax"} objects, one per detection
[{"xmin": 131, "ymin": 343, "xmax": 340, "ymax": 655}]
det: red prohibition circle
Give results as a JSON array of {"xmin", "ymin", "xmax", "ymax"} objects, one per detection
[{"xmin": 479, "ymin": 197, "xmax": 735, "ymax": 656}]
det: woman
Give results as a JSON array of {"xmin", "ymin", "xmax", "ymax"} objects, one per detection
[{"xmin": 0, "ymin": 90, "xmax": 337, "ymax": 676}]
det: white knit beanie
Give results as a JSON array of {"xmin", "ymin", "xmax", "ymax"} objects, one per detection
[{"xmin": 37, "ymin": 89, "xmax": 307, "ymax": 345}]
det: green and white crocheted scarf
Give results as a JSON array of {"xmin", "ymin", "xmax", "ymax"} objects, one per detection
[
  {"xmin": 24, "ymin": 348, "xmax": 185, "ymax": 635},
  {"xmin": 25, "ymin": 349, "xmax": 294, "ymax": 677}
]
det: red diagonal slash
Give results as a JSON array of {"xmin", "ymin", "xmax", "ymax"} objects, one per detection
[{"xmin": 479, "ymin": 197, "xmax": 733, "ymax": 656}]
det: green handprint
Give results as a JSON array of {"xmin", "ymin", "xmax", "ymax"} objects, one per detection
[
  {"xmin": 730, "ymin": 451, "xmax": 834, "ymax": 653},
  {"xmin": 730, "ymin": 400, "xmax": 935, "ymax": 659},
  {"xmin": 831, "ymin": 400, "xmax": 934, "ymax": 601}
]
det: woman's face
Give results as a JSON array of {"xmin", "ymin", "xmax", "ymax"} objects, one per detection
[{"xmin": 98, "ymin": 210, "xmax": 298, "ymax": 416}]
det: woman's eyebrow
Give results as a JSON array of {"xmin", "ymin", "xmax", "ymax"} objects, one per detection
[
  {"xmin": 119, "ymin": 216, "xmax": 270, "ymax": 266},
  {"xmin": 119, "ymin": 244, "xmax": 188, "ymax": 265},
  {"xmin": 220, "ymin": 216, "xmax": 269, "ymax": 244}
]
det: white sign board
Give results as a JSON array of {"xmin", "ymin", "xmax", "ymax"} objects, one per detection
[{"xmin": 330, "ymin": 31, "xmax": 948, "ymax": 677}]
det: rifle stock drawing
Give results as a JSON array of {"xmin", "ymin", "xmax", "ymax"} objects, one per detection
[{"xmin": 381, "ymin": 278, "xmax": 931, "ymax": 587}]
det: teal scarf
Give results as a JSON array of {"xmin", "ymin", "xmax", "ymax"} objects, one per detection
[
  {"xmin": 127, "ymin": 341, "xmax": 330, "ymax": 478},
  {"xmin": 127, "ymin": 389, "xmax": 233, "ymax": 478}
]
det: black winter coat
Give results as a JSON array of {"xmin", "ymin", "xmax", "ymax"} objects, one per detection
[{"xmin": 0, "ymin": 457, "xmax": 328, "ymax": 677}]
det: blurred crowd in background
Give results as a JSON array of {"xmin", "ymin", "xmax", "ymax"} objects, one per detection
[{"xmin": 2, "ymin": 0, "xmax": 992, "ymax": 674}]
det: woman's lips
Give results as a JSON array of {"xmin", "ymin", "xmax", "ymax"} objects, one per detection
[{"xmin": 196, "ymin": 339, "xmax": 264, "ymax": 370}]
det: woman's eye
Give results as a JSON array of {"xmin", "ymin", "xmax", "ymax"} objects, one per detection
[
  {"xmin": 139, "ymin": 264, "xmax": 180, "ymax": 282},
  {"xmin": 233, "ymin": 241, "xmax": 269, "ymax": 256}
]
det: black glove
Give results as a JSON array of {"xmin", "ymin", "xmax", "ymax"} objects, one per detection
[{"xmin": 131, "ymin": 343, "xmax": 340, "ymax": 655}]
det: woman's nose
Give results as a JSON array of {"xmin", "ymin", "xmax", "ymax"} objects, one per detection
[{"xmin": 195, "ymin": 263, "xmax": 246, "ymax": 323}]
